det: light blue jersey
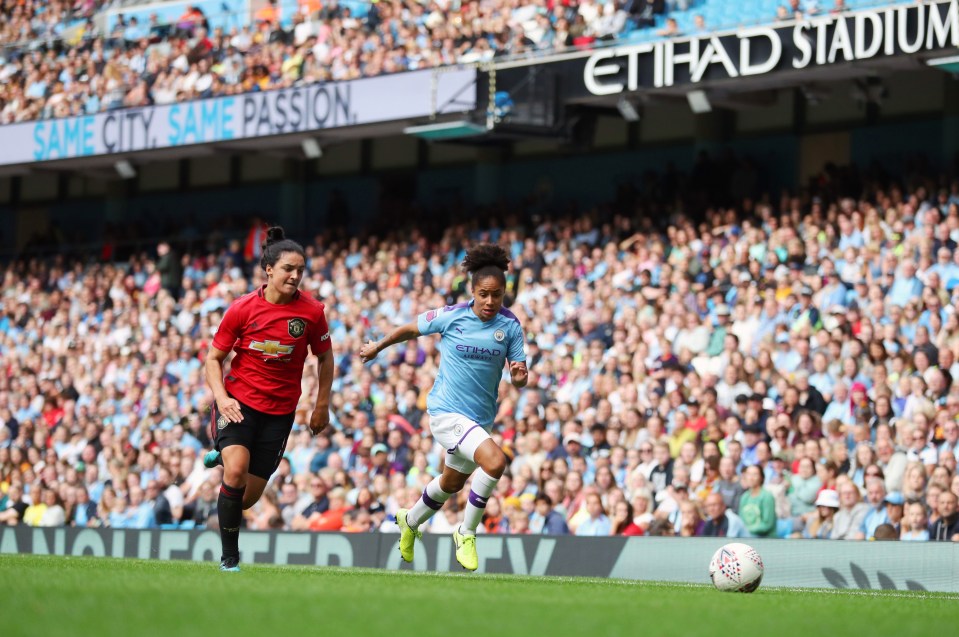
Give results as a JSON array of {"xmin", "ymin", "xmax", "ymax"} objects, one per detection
[{"xmin": 416, "ymin": 301, "xmax": 526, "ymax": 428}]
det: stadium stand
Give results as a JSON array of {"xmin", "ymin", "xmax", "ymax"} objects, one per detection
[
  {"xmin": 2, "ymin": 152, "xmax": 959, "ymax": 541},
  {"xmin": 0, "ymin": 0, "xmax": 902, "ymax": 125}
]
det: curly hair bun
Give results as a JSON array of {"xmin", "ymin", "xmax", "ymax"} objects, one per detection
[
  {"xmin": 462, "ymin": 243, "xmax": 510, "ymax": 274},
  {"xmin": 265, "ymin": 226, "xmax": 286, "ymax": 245}
]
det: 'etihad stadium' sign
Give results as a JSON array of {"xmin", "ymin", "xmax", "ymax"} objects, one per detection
[{"xmin": 584, "ymin": 0, "xmax": 959, "ymax": 95}]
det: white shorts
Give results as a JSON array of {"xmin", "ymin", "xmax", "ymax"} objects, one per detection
[{"xmin": 429, "ymin": 412, "xmax": 491, "ymax": 475}]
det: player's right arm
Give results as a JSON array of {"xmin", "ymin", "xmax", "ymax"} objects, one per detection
[
  {"xmin": 205, "ymin": 345, "xmax": 244, "ymax": 423},
  {"xmin": 360, "ymin": 305, "xmax": 459, "ymax": 363},
  {"xmin": 206, "ymin": 304, "xmax": 244, "ymax": 423},
  {"xmin": 359, "ymin": 321, "xmax": 420, "ymax": 363}
]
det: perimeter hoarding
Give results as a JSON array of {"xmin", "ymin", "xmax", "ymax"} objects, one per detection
[{"xmin": 3, "ymin": 526, "xmax": 957, "ymax": 593}]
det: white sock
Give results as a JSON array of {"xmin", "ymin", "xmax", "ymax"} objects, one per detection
[
  {"xmin": 461, "ymin": 469, "xmax": 498, "ymax": 536},
  {"xmin": 407, "ymin": 477, "xmax": 453, "ymax": 529}
]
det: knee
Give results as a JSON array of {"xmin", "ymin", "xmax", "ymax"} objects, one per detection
[
  {"xmin": 223, "ymin": 469, "xmax": 246, "ymax": 489},
  {"xmin": 483, "ymin": 452, "xmax": 507, "ymax": 479},
  {"xmin": 223, "ymin": 471, "xmax": 246, "ymax": 489},
  {"xmin": 439, "ymin": 474, "xmax": 466, "ymax": 493}
]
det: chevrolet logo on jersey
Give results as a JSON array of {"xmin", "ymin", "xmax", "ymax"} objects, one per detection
[{"xmin": 250, "ymin": 340, "xmax": 294, "ymax": 357}]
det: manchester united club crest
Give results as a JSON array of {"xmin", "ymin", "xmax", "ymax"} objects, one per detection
[{"xmin": 288, "ymin": 317, "xmax": 306, "ymax": 338}]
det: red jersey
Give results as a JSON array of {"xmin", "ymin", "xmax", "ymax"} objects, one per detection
[{"xmin": 212, "ymin": 285, "xmax": 332, "ymax": 415}]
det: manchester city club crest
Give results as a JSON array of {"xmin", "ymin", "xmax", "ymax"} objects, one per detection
[
  {"xmin": 493, "ymin": 329, "xmax": 506, "ymax": 342},
  {"xmin": 288, "ymin": 317, "xmax": 306, "ymax": 338},
  {"xmin": 453, "ymin": 423, "xmax": 464, "ymax": 437}
]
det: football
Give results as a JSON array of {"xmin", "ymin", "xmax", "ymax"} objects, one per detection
[{"xmin": 708, "ymin": 543, "xmax": 764, "ymax": 593}]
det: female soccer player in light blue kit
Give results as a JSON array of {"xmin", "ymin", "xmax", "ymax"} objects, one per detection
[{"xmin": 359, "ymin": 244, "xmax": 528, "ymax": 570}]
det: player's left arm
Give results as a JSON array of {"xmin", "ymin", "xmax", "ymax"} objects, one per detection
[
  {"xmin": 509, "ymin": 360, "xmax": 528, "ymax": 388},
  {"xmin": 309, "ymin": 308, "xmax": 334, "ymax": 435},
  {"xmin": 508, "ymin": 322, "xmax": 528, "ymax": 388},
  {"xmin": 310, "ymin": 348, "xmax": 333, "ymax": 435}
]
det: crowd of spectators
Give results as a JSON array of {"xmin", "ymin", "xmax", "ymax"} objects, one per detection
[
  {"xmin": 0, "ymin": 0, "xmax": 874, "ymax": 125},
  {"xmin": 2, "ymin": 157, "xmax": 959, "ymax": 543},
  {"xmin": 0, "ymin": 0, "xmax": 688, "ymax": 124},
  {"xmin": 0, "ymin": 0, "xmax": 888, "ymax": 126},
  {"xmin": 774, "ymin": 0, "xmax": 839, "ymax": 21}
]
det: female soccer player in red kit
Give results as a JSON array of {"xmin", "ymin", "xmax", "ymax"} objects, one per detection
[{"xmin": 204, "ymin": 226, "xmax": 334, "ymax": 571}]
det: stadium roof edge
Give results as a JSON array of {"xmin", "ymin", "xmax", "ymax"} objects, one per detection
[
  {"xmin": 927, "ymin": 55, "xmax": 959, "ymax": 74},
  {"xmin": 404, "ymin": 121, "xmax": 488, "ymax": 140}
]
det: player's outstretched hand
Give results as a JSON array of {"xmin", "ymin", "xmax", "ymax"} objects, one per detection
[
  {"xmin": 359, "ymin": 340, "xmax": 380, "ymax": 364},
  {"xmin": 510, "ymin": 361, "xmax": 528, "ymax": 387},
  {"xmin": 309, "ymin": 407, "xmax": 330, "ymax": 436},
  {"xmin": 216, "ymin": 396, "xmax": 244, "ymax": 423}
]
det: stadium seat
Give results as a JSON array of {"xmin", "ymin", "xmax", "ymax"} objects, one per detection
[
  {"xmin": 105, "ymin": 0, "xmax": 250, "ymax": 36},
  {"xmin": 278, "ymin": 0, "xmax": 300, "ymax": 27},
  {"xmin": 341, "ymin": 0, "xmax": 371, "ymax": 19}
]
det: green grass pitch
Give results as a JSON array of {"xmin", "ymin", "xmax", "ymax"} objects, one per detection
[{"xmin": 2, "ymin": 554, "xmax": 956, "ymax": 637}]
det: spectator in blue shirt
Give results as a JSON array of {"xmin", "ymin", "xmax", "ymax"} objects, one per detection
[
  {"xmin": 110, "ymin": 486, "xmax": 157, "ymax": 529},
  {"xmin": 740, "ymin": 425, "xmax": 763, "ymax": 467},
  {"xmin": 69, "ymin": 487, "xmax": 98, "ymax": 527},
  {"xmin": 124, "ymin": 17, "xmax": 148, "ymax": 42},
  {"xmin": 819, "ymin": 275, "xmax": 848, "ymax": 310},
  {"xmin": 856, "ymin": 477, "xmax": 890, "ymax": 540},
  {"xmin": 837, "ymin": 215, "xmax": 864, "ymax": 251},
  {"xmin": 702, "ymin": 492, "xmax": 751, "ymax": 538},
  {"xmin": 773, "ymin": 332, "xmax": 801, "ymax": 373},
  {"xmin": 887, "ymin": 259, "xmax": 923, "ymax": 307},
  {"xmin": 809, "ymin": 351, "xmax": 836, "ymax": 401},
  {"xmin": 575, "ymin": 492, "xmax": 611, "ymax": 536},
  {"xmin": 929, "ymin": 247, "xmax": 959, "ymax": 283},
  {"xmin": 529, "ymin": 494, "xmax": 570, "ymax": 534},
  {"xmin": 24, "ymin": 72, "xmax": 47, "ymax": 99},
  {"xmin": 918, "ymin": 294, "xmax": 947, "ymax": 331},
  {"xmin": 822, "ymin": 381, "xmax": 855, "ymax": 425},
  {"xmin": 755, "ymin": 295, "xmax": 784, "ymax": 347}
]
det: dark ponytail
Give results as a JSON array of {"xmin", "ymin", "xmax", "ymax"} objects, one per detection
[
  {"xmin": 462, "ymin": 243, "xmax": 509, "ymax": 286},
  {"xmin": 260, "ymin": 226, "xmax": 305, "ymax": 271}
]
